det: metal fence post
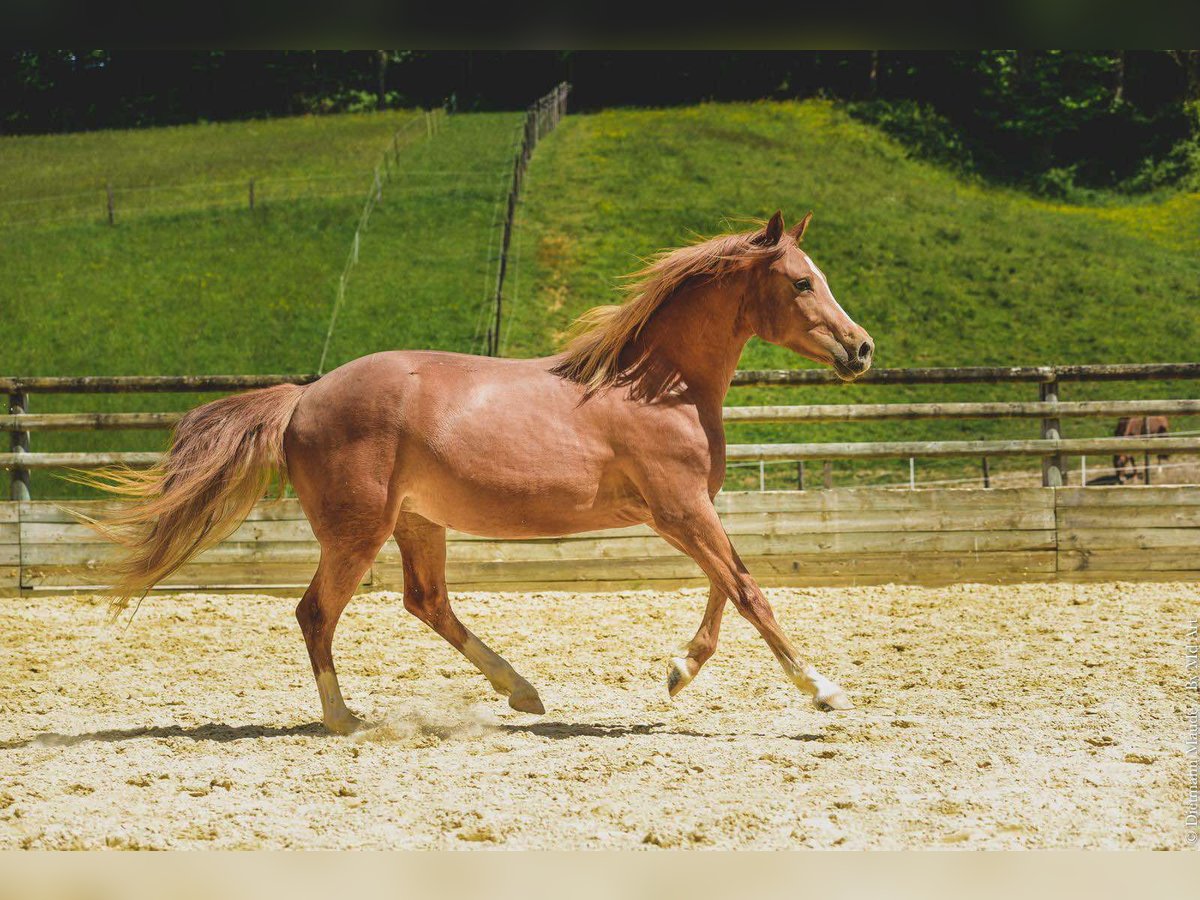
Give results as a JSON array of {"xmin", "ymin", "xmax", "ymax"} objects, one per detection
[
  {"xmin": 8, "ymin": 392, "xmax": 31, "ymax": 501},
  {"xmin": 1039, "ymin": 376, "xmax": 1064, "ymax": 487}
]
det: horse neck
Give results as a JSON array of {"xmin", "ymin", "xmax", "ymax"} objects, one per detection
[{"xmin": 622, "ymin": 275, "xmax": 753, "ymax": 407}]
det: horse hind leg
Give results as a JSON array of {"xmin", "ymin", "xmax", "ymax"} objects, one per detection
[
  {"xmin": 296, "ymin": 536, "xmax": 386, "ymax": 735},
  {"xmin": 395, "ymin": 513, "xmax": 544, "ymax": 715}
]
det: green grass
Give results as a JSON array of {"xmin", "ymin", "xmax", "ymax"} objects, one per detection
[
  {"xmin": 506, "ymin": 100, "xmax": 1200, "ymax": 488},
  {"xmin": 2, "ymin": 109, "xmax": 522, "ymax": 496},
  {"xmin": 5, "ymin": 100, "xmax": 1199, "ymax": 497},
  {"xmin": 0, "ymin": 112, "xmax": 434, "ymax": 225}
]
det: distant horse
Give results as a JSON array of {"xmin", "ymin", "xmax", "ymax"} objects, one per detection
[
  {"xmin": 1113, "ymin": 416, "xmax": 1170, "ymax": 483},
  {"xmin": 76, "ymin": 211, "xmax": 874, "ymax": 734}
]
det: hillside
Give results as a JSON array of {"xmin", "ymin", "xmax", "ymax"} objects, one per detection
[
  {"xmin": 1, "ymin": 109, "xmax": 522, "ymax": 496},
  {"xmin": 506, "ymin": 100, "xmax": 1200, "ymax": 487},
  {"xmin": 4, "ymin": 100, "xmax": 1199, "ymax": 496}
]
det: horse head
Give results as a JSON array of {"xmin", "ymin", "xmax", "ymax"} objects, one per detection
[{"xmin": 744, "ymin": 211, "xmax": 874, "ymax": 381}]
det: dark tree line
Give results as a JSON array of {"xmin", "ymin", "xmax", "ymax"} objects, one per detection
[{"xmin": 4, "ymin": 50, "xmax": 1198, "ymax": 193}]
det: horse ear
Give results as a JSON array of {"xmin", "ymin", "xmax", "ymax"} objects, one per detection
[
  {"xmin": 789, "ymin": 211, "xmax": 813, "ymax": 243},
  {"xmin": 753, "ymin": 210, "xmax": 785, "ymax": 246}
]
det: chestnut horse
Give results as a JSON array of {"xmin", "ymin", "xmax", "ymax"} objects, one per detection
[{"xmin": 80, "ymin": 211, "xmax": 874, "ymax": 734}]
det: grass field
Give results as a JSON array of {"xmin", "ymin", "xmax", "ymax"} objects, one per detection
[
  {"xmin": 507, "ymin": 101, "xmax": 1200, "ymax": 488},
  {"xmin": 2, "ymin": 109, "xmax": 522, "ymax": 496},
  {"xmin": 3, "ymin": 100, "xmax": 1199, "ymax": 496}
]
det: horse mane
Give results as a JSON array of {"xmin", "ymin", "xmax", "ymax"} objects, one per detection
[{"xmin": 550, "ymin": 226, "xmax": 780, "ymax": 393}]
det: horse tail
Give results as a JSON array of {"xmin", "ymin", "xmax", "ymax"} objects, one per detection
[{"xmin": 66, "ymin": 383, "xmax": 307, "ymax": 618}]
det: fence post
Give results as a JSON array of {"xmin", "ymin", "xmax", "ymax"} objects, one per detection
[
  {"xmin": 8, "ymin": 392, "xmax": 31, "ymax": 501},
  {"xmin": 105, "ymin": 182, "xmax": 115, "ymax": 226},
  {"xmin": 486, "ymin": 84, "xmax": 571, "ymax": 357},
  {"xmin": 981, "ymin": 456, "xmax": 990, "ymax": 488},
  {"xmin": 1039, "ymin": 377, "xmax": 1064, "ymax": 487},
  {"xmin": 822, "ymin": 461, "xmax": 833, "ymax": 490},
  {"xmin": 796, "ymin": 460, "xmax": 805, "ymax": 491}
]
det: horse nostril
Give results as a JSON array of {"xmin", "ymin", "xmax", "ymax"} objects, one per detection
[{"xmin": 858, "ymin": 341, "xmax": 873, "ymax": 361}]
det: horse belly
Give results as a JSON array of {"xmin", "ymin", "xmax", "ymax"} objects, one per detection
[{"xmin": 398, "ymin": 438, "xmax": 649, "ymax": 539}]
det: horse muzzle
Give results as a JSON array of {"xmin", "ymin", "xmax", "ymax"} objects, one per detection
[{"xmin": 831, "ymin": 333, "xmax": 874, "ymax": 381}]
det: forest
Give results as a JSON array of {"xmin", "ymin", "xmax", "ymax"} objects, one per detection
[{"xmin": 4, "ymin": 50, "xmax": 1200, "ymax": 197}]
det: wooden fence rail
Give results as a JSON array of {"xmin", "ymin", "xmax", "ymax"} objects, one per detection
[
  {"xmin": 7, "ymin": 397, "xmax": 1200, "ymax": 433},
  {"xmin": 725, "ymin": 435, "xmax": 1200, "ymax": 462},
  {"xmin": 4, "ymin": 363, "xmax": 1199, "ymax": 496},
  {"xmin": 0, "ymin": 374, "xmax": 320, "ymax": 393},
  {"xmin": 735, "ymin": 362, "xmax": 1200, "ymax": 386},
  {"xmin": 3, "ymin": 362, "xmax": 1198, "ymax": 394},
  {"xmin": 4, "ymin": 435, "xmax": 1197, "ymax": 471},
  {"xmin": 723, "ymin": 398, "xmax": 1200, "ymax": 422},
  {"xmin": 0, "ymin": 412, "xmax": 182, "ymax": 431}
]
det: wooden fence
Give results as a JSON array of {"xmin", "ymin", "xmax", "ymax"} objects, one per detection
[
  {"xmin": 4, "ymin": 362, "xmax": 1200, "ymax": 497},
  {"xmin": 1, "ymin": 362, "xmax": 1197, "ymax": 594},
  {"xmin": 2, "ymin": 485, "xmax": 1196, "ymax": 596}
]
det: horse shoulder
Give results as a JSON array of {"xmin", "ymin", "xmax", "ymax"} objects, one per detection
[{"xmin": 617, "ymin": 398, "xmax": 725, "ymax": 493}]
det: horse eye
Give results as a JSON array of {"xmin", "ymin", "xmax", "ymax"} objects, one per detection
[{"xmin": 794, "ymin": 278, "xmax": 812, "ymax": 293}]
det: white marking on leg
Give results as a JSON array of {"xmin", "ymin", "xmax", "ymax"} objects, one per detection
[
  {"xmin": 782, "ymin": 663, "xmax": 853, "ymax": 711},
  {"xmin": 462, "ymin": 634, "xmax": 515, "ymax": 694},
  {"xmin": 667, "ymin": 656, "xmax": 701, "ymax": 698},
  {"xmin": 461, "ymin": 634, "xmax": 544, "ymax": 714},
  {"xmin": 316, "ymin": 671, "xmax": 363, "ymax": 734}
]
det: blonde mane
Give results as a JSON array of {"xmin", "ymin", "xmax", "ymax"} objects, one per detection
[{"xmin": 550, "ymin": 227, "xmax": 781, "ymax": 393}]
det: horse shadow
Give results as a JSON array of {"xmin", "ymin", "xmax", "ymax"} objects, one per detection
[
  {"xmin": 2, "ymin": 719, "xmax": 824, "ymax": 748},
  {"xmin": 498, "ymin": 720, "xmax": 824, "ymax": 742},
  {"xmin": 1, "ymin": 721, "xmax": 325, "ymax": 748}
]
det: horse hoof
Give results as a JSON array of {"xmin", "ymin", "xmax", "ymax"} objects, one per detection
[
  {"xmin": 508, "ymin": 684, "xmax": 545, "ymax": 715},
  {"xmin": 667, "ymin": 657, "xmax": 699, "ymax": 698},
  {"xmin": 324, "ymin": 711, "xmax": 366, "ymax": 735},
  {"xmin": 812, "ymin": 687, "xmax": 854, "ymax": 712}
]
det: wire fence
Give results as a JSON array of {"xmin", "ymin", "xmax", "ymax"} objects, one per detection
[
  {"xmin": 0, "ymin": 116, "xmax": 450, "ymax": 231},
  {"xmin": 471, "ymin": 119, "xmax": 527, "ymax": 358},
  {"xmin": 724, "ymin": 440, "xmax": 1200, "ymax": 492},
  {"xmin": 0, "ymin": 176, "xmax": 372, "ymax": 229},
  {"xmin": 316, "ymin": 111, "xmax": 445, "ymax": 374},
  {"xmin": 484, "ymin": 82, "xmax": 570, "ymax": 357}
]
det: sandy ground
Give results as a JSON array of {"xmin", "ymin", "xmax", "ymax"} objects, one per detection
[{"xmin": 0, "ymin": 582, "xmax": 1194, "ymax": 850}]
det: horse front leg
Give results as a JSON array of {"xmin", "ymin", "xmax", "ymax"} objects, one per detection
[
  {"xmin": 664, "ymin": 582, "xmax": 725, "ymax": 698},
  {"xmin": 652, "ymin": 498, "xmax": 852, "ymax": 712},
  {"xmin": 652, "ymin": 529, "xmax": 726, "ymax": 697}
]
